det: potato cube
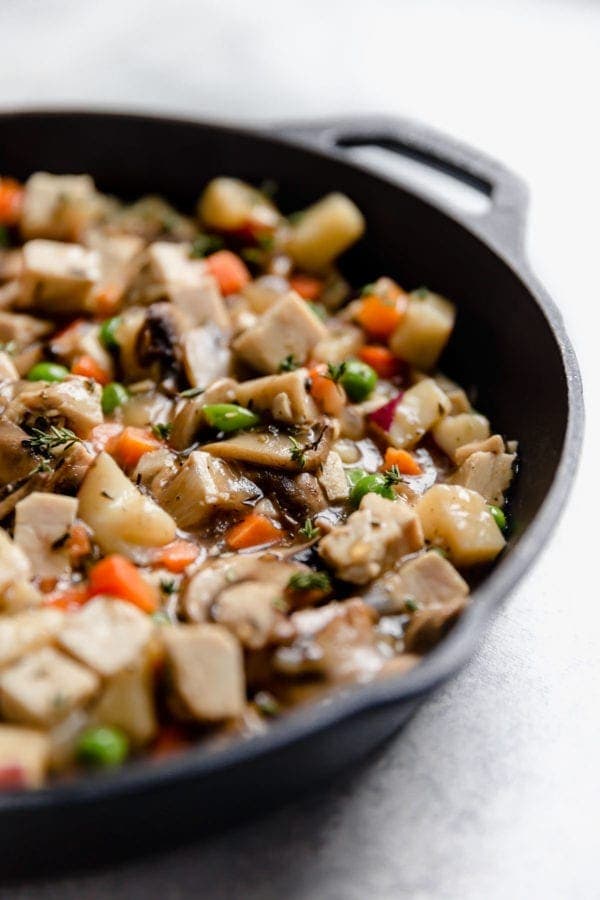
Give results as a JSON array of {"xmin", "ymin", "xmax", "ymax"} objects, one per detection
[
  {"xmin": 163, "ymin": 624, "xmax": 245, "ymax": 721},
  {"xmin": 198, "ymin": 177, "xmax": 278, "ymax": 232},
  {"xmin": 287, "ymin": 193, "xmax": 365, "ymax": 271},
  {"xmin": 416, "ymin": 484, "xmax": 506, "ymax": 566},
  {"xmin": 389, "ymin": 378, "xmax": 452, "ymax": 448},
  {"xmin": 390, "ymin": 290, "xmax": 455, "ymax": 370},
  {"xmin": 432, "ymin": 412, "xmax": 490, "ymax": 461},
  {"xmin": 0, "ymin": 647, "xmax": 99, "ymax": 727}
]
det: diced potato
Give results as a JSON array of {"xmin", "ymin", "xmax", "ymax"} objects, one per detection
[
  {"xmin": 20, "ymin": 240, "xmax": 100, "ymax": 312},
  {"xmin": 198, "ymin": 177, "xmax": 278, "ymax": 232},
  {"xmin": 390, "ymin": 290, "xmax": 455, "ymax": 370},
  {"xmin": 14, "ymin": 493, "xmax": 78, "ymax": 580},
  {"xmin": 432, "ymin": 412, "xmax": 490, "ymax": 461},
  {"xmin": 380, "ymin": 550, "xmax": 469, "ymax": 613},
  {"xmin": 78, "ymin": 452, "xmax": 176, "ymax": 558},
  {"xmin": 90, "ymin": 656, "xmax": 157, "ymax": 745},
  {"xmin": 0, "ymin": 646, "xmax": 99, "ymax": 727},
  {"xmin": 163, "ymin": 624, "xmax": 245, "ymax": 721},
  {"xmin": 0, "ymin": 724, "xmax": 50, "ymax": 788},
  {"xmin": 0, "ymin": 608, "xmax": 64, "ymax": 667},
  {"xmin": 388, "ymin": 378, "xmax": 452, "ymax": 449},
  {"xmin": 235, "ymin": 369, "xmax": 317, "ymax": 424},
  {"xmin": 416, "ymin": 484, "xmax": 506, "ymax": 566},
  {"xmin": 233, "ymin": 294, "xmax": 327, "ymax": 374},
  {"xmin": 58, "ymin": 597, "xmax": 155, "ymax": 677},
  {"xmin": 20, "ymin": 173, "xmax": 101, "ymax": 242},
  {"xmin": 287, "ymin": 193, "xmax": 365, "ymax": 271}
]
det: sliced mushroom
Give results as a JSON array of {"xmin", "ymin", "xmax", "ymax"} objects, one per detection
[{"xmin": 202, "ymin": 421, "xmax": 335, "ymax": 472}]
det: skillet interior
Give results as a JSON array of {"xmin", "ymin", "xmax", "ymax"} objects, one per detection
[{"xmin": 0, "ymin": 111, "xmax": 582, "ymax": 872}]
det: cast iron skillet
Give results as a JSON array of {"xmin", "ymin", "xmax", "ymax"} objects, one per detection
[{"xmin": 0, "ymin": 110, "xmax": 584, "ymax": 875}]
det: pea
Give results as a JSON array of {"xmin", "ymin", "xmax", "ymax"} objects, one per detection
[
  {"xmin": 99, "ymin": 316, "xmax": 121, "ymax": 350},
  {"xmin": 203, "ymin": 403, "xmax": 259, "ymax": 432},
  {"xmin": 350, "ymin": 472, "xmax": 394, "ymax": 506},
  {"xmin": 76, "ymin": 726, "xmax": 129, "ymax": 768},
  {"xmin": 347, "ymin": 467, "xmax": 368, "ymax": 488},
  {"xmin": 101, "ymin": 382, "xmax": 129, "ymax": 414},
  {"xmin": 340, "ymin": 359, "xmax": 378, "ymax": 402},
  {"xmin": 488, "ymin": 504, "xmax": 507, "ymax": 531},
  {"xmin": 27, "ymin": 362, "xmax": 69, "ymax": 382}
]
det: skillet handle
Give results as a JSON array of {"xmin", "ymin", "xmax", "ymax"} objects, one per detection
[{"xmin": 270, "ymin": 115, "xmax": 529, "ymax": 262}]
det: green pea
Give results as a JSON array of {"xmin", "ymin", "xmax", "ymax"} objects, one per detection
[
  {"xmin": 27, "ymin": 362, "xmax": 69, "ymax": 382},
  {"xmin": 203, "ymin": 403, "xmax": 259, "ymax": 432},
  {"xmin": 346, "ymin": 468, "xmax": 368, "ymax": 488},
  {"xmin": 350, "ymin": 472, "xmax": 394, "ymax": 506},
  {"xmin": 101, "ymin": 382, "xmax": 129, "ymax": 414},
  {"xmin": 488, "ymin": 504, "xmax": 507, "ymax": 531},
  {"xmin": 76, "ymin": 726, "xmax": 129, "ymax": 768},
  {"xmin": 99, "ymin": 316, "xmax": 121, "ymax": 350},
  {"xmin": 340, "ymin": 359, "xmax": 378, "ymax": 403}
]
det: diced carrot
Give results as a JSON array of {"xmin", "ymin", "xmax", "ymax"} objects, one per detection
[
  {"xmin": 71, "ymin": 355, "xmax": 110, "ymax": 385},
  {"xmin": 89, "ymin": 554, "xmax": 158, "ymax": 613},
  {"xmin": 151, "ymin": 724, "xmax": 191, "ymax": 760},
  {"xmin": 205, "ymin": 250, "xmax": 251, "ymax": 295},
  {"xmin": 90, "ymin": 422, "xmax": 123, "ymax": 452},
  {"xmin": 67, "ymin": 522, "xmax": 92, "ymax": 564},
  {"xmin": 0, "ymin": 178, "xmax": 24, "ymax": 226},
  {"xmin": 383, "ymin": 446, "xmax": 422, "ymax": 476},
  {"xmin": 154, "ymin": 539, "xmax": 199, "ymax": 574},
  {"xmin": 358, "ymin": 345, "xmax": 402, "ymax": 379},
  {"xmin": 42, "ymin": 583, "xmax": 90, "ymax": 611},
  {"xmin": 110, "ymin": 426, "xmax": 161, "ymax": 469},
  {"xmin": 93, "ymin": 284, "xmax": 121, "ymax": 318},
  {"xmin": 308, "ymin": 365, "xmax": 346, "ymax": 416},
  {"xmin": 289, "ymin": 274, "xmax": 324, "ymax": 301},
  {"xmin": 355, "ymin": 293, "xmax": 407, "ymax": 341},
  {"xmin": 226, "ymin": 513, "xmax": 282, "ymax": 551}
]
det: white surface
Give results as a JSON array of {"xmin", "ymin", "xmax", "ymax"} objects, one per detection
[{"xmin": 2, "ymin": 1, "xmax": 599, "ymax": 897}]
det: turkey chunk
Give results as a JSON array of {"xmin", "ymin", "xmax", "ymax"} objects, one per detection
[
  {"xmin": 90, "ymin": 657, "xmax": 157, "ymax": 746},
  {"xmin": 0, "ymin": 647, "xmax": 99, "ymax": 727},
  {"xmin": 20, "ymin": 172, "xmax": 102, "ymax": 242},
  {"xmin": 275, "ymin": 598, "xmax": 384, "ymax": 683},
  {"xmin": 14, "ymin": 493, "xmax": 78, "ymax": 580},
  {"xmin": 0, "ymin": 608, "xmax": 64, "ymax": 668},
  {"xmin": 213, "ymin": 581, "xmax": 294, "ymax": 650},
  {"xmin": 449, "ymin": 449, "xmax": 516, "ymax": 505},
  {"xmin": 319, "ymin": 494, "xmax": 424, "ymax": 584},
  {"xmin": 454, "ymin": 434, "xmax": 506, "ymax": 464},
  {"xmin": 18, "ymin": 376, "xmax": 103, "ymax": 436},
  {"xmin": 233, "ymin": 294, "xmax": 327, "ymax": 374},
  {"xmin": 377, "ymin": 550, "xmax": 469, "ymax": 614},
  {"xmin": 57, "ymin": 597, "xmax": 154, "ymax": 678},
  {"xmin": 163, "ymin": 624, "xmax": 245, "ymax": 721},
  {"xmin": 388, "ymin": 379, "xmax": 452, "ymax": 449},
  {"xmin": 403, "ymin": 597, "xmax": 468, "ymax": 653},
  {"xmin": 235, "ymin": 368, "xmax": 317, "ymax": 425},
  {"xmin": 0, "ymin": 527, "xmax": 40, "ymax": 612},
  {"xmin": 416, "ymin": 484, "xmax": 505, "ymax": 566},
  {"xmin": 157, "ymin": 450, "xmax": 259, "ymax": 529},
  {"xmin": 0, "ymin": 725, "xmax": 50, "ymax": 788},
  {"xmin": 167, "ymin": 279, "xmax": 230, "ymax": 331},
  {"xmin": 21, "ymin": 240, "xmax": 100, "ymax": 312},
  {"xmin": 147, "ymin": 241, "xmax": 206, "ymax": 287}
]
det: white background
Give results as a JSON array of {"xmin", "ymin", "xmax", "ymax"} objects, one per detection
[{"xmin": 2, "ymin": 1, "xmax": 599, "ymax": 897}]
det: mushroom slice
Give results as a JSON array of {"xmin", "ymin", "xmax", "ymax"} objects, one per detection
[{"xmin": 202, "ymin": 421, "xmax": 335, "ymax": 472}]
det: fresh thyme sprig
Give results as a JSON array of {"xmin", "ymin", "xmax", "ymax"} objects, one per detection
[
  {"xmin": 299, "ymin": 518, "xmax": 321, "ymax": 541},
  {"xmin": 287, "ymin": 571, "xmax": 331, "ymax": 593},
  {"xmin": 289, "ymin": 436, "xmax": 307, "ymax": 468},
  {"xmin": 22, "ymin": 425, "xmax": 81, "ymax": 460}
]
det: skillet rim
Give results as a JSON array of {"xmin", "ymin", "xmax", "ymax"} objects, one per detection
[{"xmin": 0, "ymin": 107, "xmax": 584, "ymax": 813}]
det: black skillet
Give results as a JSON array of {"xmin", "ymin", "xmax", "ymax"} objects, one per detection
[{"xmin": 0, "ymin": 111, "xmax": 584, "ymax": 875}]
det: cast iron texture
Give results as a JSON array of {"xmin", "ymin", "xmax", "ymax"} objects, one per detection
[{"xmin": 0, "ymin": 111, "xmax": 584, "ymax": 877}]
